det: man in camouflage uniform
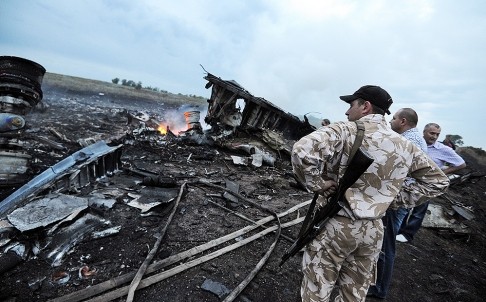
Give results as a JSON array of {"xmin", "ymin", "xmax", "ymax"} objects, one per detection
[{"xmin": 292, "ymin": 85, "xmax": 449, "ymax": 301}]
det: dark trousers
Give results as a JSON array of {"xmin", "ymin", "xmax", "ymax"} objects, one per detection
[
  {"xmin": 398, "ymin": 201, "xmax": 430, "ymax": 241},
  {"xmin": 368, "ymin": 208, "xmax": 407, "ymax": 298}
]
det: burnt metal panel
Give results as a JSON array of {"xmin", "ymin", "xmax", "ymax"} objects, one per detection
[{"xmin": 0, "ymin": 141, "xmax": 123, "ymax": 219}]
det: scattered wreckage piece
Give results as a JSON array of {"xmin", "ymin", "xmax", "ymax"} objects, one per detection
[
  {"xmin": 50, "ymin": 271, "xmax": 70, "ymax": 285},
  {"xmin": 141, "ymin": 175, "xmax": 178, "ymax": 188},
  {"xmin": 183, "ymin": 110, "xmax": 202, "ymax": 130},
  {"xmin": 228, "ymin": 155, "xmax": 249, "ymax": 166},
  {"xmin": 215, "ymin": 129, "xmax": 295, "ymax": 167},
  {"xmin": 0, "ymin": 219, "xmax": 14, "ymax": 247},
  {"xmin": 0, "ymin": 140, "xmax": 123, "ymax": 219},
  {"xmin": 87, "ymin": 192, "xmax": 117, "ymax": 209},
  {"xmin": 7, "ymin": 193, "xmax": 88, "ymax": 232},
  {"xmin": 443, "ymin": 192, "xmax": 475, "ymax": 215},
  {"xmin": 203, "ymin": 72, "xmax": 315, "ymax": 141},
  {"xmin": 41, "ymin": 213, "xmax": 113, "ymax": 267},
  {"xmin": 78, "ymin": 265, "xmax": 98, "ymax": 279},
  {"xmin": 0, "ymin": 209, "xmax": 116, "ymax": 275},
  {"xmin": 420, "ymin": 189, "xmax": 477, "ymax": 235},
  {"xmin": 126, "ymin": 193, "xmax": 165, "ymax": 213},
  {"xmin": 447, "ymin": 170, "xmax": 482, "ymax": 187},
  {"xmin": 0, "ymin": 95, "xmax": 34, "ymax": 115},
  {"xmin": 422, "ymin": 203, "xmax": 471, "ymax": 234},
  {"xmin": 123, "ymin": 181, "xmax": 184, "ymax": 216},
  {"xmin": 223, "ymin": 141, "xmax": 277, "ymax": 167},
  {"xmin": 450, "ymin": 204, "xmax": 475, "ymax": 221},
  {"xmin": 201, "ymin": 278, "xmax": 232, "ymax": 299},
  {"xmin": 260, "ymin": 128, "xmax": 294, "ymax": 156},
  {"xmin": 222, "ymin": 179, "xmax": 240, "ymax": 207},
  {"xmin": 0, "ymin": 240, "xmax": 28, "ymax": 275},
  {"xmin": 48, "ymin": 127, "xmax": 73, "ymax": 143},
  {"xmin": 0, "ymin": 146, "xmax": 32, "ymax": 187},
  {"xmin": 198, "ymin": 178, "xmax": 279, "ymax": 215},
  {"xmin": 27, "ymin": 133, "xmax": 67, "ymax": 151},
  {"xmin": 48, "ymin": 199, "xmax": 311, "ymax": 302}
]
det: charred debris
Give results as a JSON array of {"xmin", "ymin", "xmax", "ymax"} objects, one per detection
[{"xmin": 0, "ymin": 57, "xmax": 483, "ymax": 301}]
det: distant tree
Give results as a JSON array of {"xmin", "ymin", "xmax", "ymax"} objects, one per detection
[
  {"xmin": 121, "ymin": 79, "xmax": 127, "ymax": 86},
  {"xmin": 447, "ymin": 134, "xmax": 464, "ymax": 146},
  {"xmin": 145, "ymin": 86, "xmax": 159, "ymax": 92},
  {"xmin": 126, "ymin": 80, "xmax": 135, "ymax": 87},
  {"xmin": 112, "ymin": 78, "xmax": 120, "ymax": 84},
  {"xmin": 135, "ymin": 81, "xmax": 142, "ymax": 90}
]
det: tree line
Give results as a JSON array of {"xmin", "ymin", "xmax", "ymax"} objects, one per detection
[
  {"xmin": 111, "ymin": 77, "xmax": 204, "ymax": 99},
  {"xmin": 111, "ymin": 78, "xmax": 161, "ymax": 92}
]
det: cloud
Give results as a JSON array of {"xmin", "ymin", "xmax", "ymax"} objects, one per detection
[{"xmin": 1, "ymin": 0, "xmax": 485, "ymax": 148}]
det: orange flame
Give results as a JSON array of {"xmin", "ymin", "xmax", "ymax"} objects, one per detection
[
  {"xmin": 157, "ymin": 123, "xmax": 168, "ymax": 135},
  {"xmin": 157, "ymin": 122, "xmax": 188, "ymax": 135}
]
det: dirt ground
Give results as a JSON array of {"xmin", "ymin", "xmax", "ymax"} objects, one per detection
[{"xmin": 1, "ymin": 76, "xmax": 485, "ymax": 302}]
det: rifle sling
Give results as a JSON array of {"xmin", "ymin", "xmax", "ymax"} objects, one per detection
[{"xmin": 349, "ymin": 120, "xmax": 365, "ymax": 162}]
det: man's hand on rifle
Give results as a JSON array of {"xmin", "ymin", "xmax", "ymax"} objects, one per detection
[{"xmin": 315, "ymin": 180, "xmax": 338, "ymax": 198}]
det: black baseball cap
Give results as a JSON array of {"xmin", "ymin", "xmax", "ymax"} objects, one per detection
[{"xmin": 340, "ymin": 85, "xmax": 393, "ymax": 114}]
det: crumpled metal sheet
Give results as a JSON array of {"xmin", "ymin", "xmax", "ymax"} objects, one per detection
[
  {"xmin": 0, "ymin": 141, "xmax": 122, "ymax": 219},
  {"xmin": 422, "ymin": 203, "xmax": 471, "ymax": 233},
  {"xmin": 201, "ymin": 278, "xmax": 231, "ymax": 299},
  {"xmin": 7, "ymin": 194, "xmax": 88, "ymax": 232},
  {"xmin": 126, "ymin": 186, "xmax": 179, "ymax": 213},
  {"xmin": 41, "ymin": 213, "xmax": 110, "ymax": 267}
]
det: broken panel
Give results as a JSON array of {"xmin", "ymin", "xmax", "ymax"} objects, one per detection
[{"xmin": 0, "ymin": 141, "xmax": 123, "ymax": 219}]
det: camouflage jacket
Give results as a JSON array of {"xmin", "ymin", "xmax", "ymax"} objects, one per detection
[{"xmin": 291, "ymin": 114, "xmax": 450, "ymax": 219}]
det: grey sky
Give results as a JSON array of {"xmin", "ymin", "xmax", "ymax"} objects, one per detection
[{"xmin": 2, "ymin": 0, "xmax": 485, "ymax": 149}]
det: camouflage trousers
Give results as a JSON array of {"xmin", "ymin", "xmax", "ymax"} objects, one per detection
[{"xmin": 301, "ymin": 215, "xmax": 384, "ymax": 302}]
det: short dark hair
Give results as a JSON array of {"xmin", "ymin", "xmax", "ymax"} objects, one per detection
[
  {"xmin": 356, "ymin": 99, "xmax": 385, "ymax": 115},
  {"xmin": 398, "ymin": 108, "xmax": 419, "ymax": 127}
]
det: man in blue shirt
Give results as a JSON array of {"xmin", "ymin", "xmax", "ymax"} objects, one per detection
[{"xmin": 397, "ymin": 122, "xmax": 466, "ymax": 243}]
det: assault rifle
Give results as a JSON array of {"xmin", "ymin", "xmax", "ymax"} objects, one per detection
[{"xmin": 279, "ymin": 147, "xmax": 374, "ymax": 266}]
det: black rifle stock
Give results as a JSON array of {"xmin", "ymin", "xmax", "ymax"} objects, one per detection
[{"xmin": 279, "ymin": 147, "xmax": 374, "ymax": 266}]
